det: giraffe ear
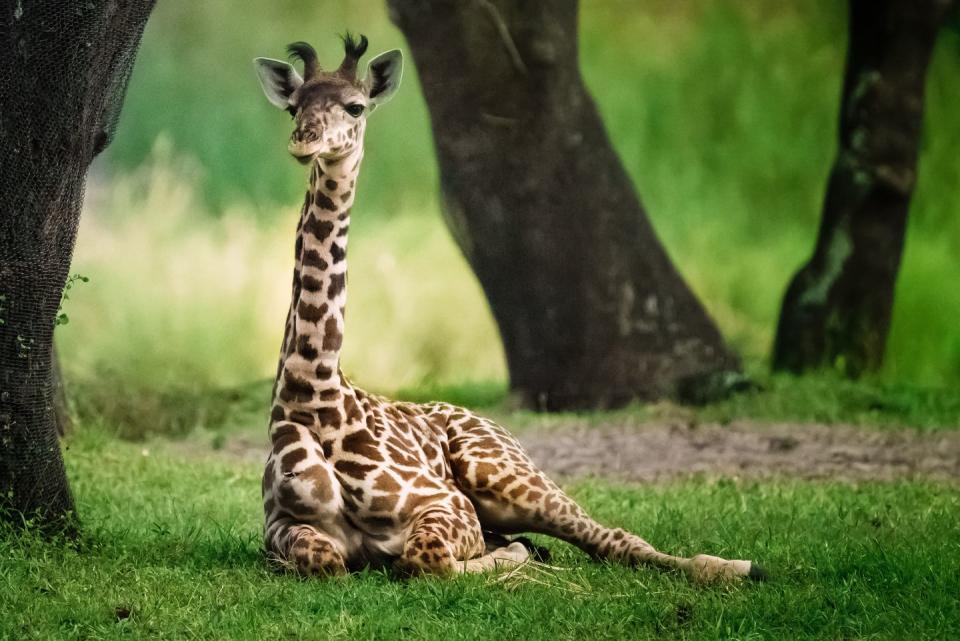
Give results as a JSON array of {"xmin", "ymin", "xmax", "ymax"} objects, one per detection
[
  {"xmin": 363, "ymin": 50, "xmax": 403, "ymax": 107},
  {"xmin": 253, "ymin": 57, "xmax": 303, "ymax": 109}
]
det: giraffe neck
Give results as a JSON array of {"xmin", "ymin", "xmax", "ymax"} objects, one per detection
[{"xmin": 273, "ymin": 147, "xmax": 362, "ymax": 418}]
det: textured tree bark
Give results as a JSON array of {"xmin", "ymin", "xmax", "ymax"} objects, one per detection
[
  {"xmin": 51, "ymin": 347, "xmax": 72, "ymax": 438},
  {"xmin": 773, "ymin": 0, "xmax": 956, "ymax": 376},
  {"xmin": 387, "ymin": 0, "xmax": 740, "ymax": 410},
  {"xmin": 0, "ymin": 0, "xmax": 155, "ymax": 533}
]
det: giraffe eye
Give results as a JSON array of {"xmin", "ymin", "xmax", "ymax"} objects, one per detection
[{"xmin": 345, "ymin": 103, "xmax": 364, "ymax": 117}]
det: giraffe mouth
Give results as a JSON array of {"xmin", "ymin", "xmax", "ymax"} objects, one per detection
[{"xmin": 292, "ymin": 152, "xmax": 318, "ymax": 165}]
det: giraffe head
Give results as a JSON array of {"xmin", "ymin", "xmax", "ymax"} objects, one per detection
[{"xmin": 254, "ymin": 34, "xmax": 403, "ymax": 164}]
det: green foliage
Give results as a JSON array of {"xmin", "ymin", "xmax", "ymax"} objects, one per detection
[
  {"xmin": 55, "ymin": 274, "xmax": 89, "ymax": 328},
  {"xmin": 65, "ymin": 0, "xmax": 960, "ymax": 418},
  {"xmin": 1, "ymin": 430, "xmax": 958, "ymax": 640}
]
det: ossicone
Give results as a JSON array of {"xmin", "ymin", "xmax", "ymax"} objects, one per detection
[
  {"xmin": 287, "ymin": 41, "xmax": 320, "ymax": 80},
  {"xmin": 338, "ymin": 32, "xmax": 369, "ymax": 79}
]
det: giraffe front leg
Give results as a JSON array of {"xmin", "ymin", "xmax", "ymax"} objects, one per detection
[{"xmin": 266, "ymin": 517, "xmax": 347, "ymax": 577}]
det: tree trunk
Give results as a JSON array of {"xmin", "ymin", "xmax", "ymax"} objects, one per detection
[
  {"xmin": 773, "ymin": 0, "xmax": 956, "ymax": 376},
  {"xmin": 387, "ymin": 0, "xmax": 740, "ymax": 410},
  {"xmin": 51, "ymin": 346, "xmax": 72, "ymax": 438},
  {"xmin": 0, "ymin": 0, "xmax": 155, "ymax": 533}
]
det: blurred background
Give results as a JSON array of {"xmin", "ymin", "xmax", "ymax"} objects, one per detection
[{"xmin": 60, "ymin": 0, "xmax": 960, "ymax": 435}]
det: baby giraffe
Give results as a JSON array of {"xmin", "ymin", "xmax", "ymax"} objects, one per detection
[{"xmin": 254, "ymin": 34, "xmax": 765, "ymax": 582}]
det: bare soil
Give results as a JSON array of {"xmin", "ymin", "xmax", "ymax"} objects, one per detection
[
  {"xmin": 519, "ymin": 421, "xmax": 960, "ymax": 483},
  {"xmin": 211, "ymin": 420, "xmax": 960, "ymax": 483}
]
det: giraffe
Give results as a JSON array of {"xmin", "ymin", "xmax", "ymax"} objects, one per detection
[{"xmin": 253, "ymin": 34, "xmax": 766, "ymax": 583}]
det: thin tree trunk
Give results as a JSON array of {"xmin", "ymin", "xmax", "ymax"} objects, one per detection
[
  {"xmin": 773, "ymin": 0, "xmax": 956, "ymax": 376},
  {"xmin": 0, "ymin": 0, "xmax": 155, "ymax": 533},
  {"xmin": 387, "ymin": 0, "xmax": 740, "ymax": 410}
]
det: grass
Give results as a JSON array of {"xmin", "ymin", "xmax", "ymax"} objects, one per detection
[{"xmin": 2, "ymin": 428, "xmax": 958, "ymax": 640}]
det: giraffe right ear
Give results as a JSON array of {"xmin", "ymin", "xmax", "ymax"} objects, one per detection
[{"xmin": 253, "ymin": 58, "xmax": 304, "ymax": 109}]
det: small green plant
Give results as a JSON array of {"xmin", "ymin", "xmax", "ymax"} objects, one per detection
[{"xmin": 55, "ymin": 273, "xmax": 89, "ymax": 327}]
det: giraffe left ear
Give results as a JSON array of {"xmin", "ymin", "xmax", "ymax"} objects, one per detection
[{"xmin": 363, "ymin": 50, "xmax": 403, "ymax": 107}]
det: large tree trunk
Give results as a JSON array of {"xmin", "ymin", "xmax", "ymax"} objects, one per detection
[
  {"xmin": 387, "ymin": 0, "xmax": 740, "ymax": 410},
  {"xmin": 0, "ymin": 0, "xmax": 155, "ymax": 533},
  {"xmin": 773, "ymin": 0, "xmax": 956, "ymax": 376}
]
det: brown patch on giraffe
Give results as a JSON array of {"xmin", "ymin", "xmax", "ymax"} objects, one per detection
[
  {"xmin": 303, "ymin": 215, "xmax": 334, "ymax": 241},
  {"xmin": 368, "ymin": 494, "xmax": 399, "ymax": 512},
  {"xmin": 340, "ymin": 191, "xmax": 352, "ymax": 202},
  {"xmin": 298, "ymin": 301, "xmax": 327, "ymax": 324},
  {"xmin": 384, "ymin": 443, "xmax": 422, "ymax": 468},
  {"xmin": 322, "ymin": 317, "xmax": 343, "ymax": 351},
  {"xmin": 473, "ymin": 462, "xmax": 498, "ymax": 488},
  {"xmin": 262, "ymin": 460, "xmax": 275, "ymax": 492},
  {"xmin": 314, "ymin": 190, "xmax": 337, "ymax": 210},
  {"xmin": 341, "ymin": 429, "xmax": 385, "ymax": 461},
  {"xmin": 302, "ymin": 249, "xmax": 329, "ymax": 270},
  {"xmin": 270, "ymin": 405, "xmax": 286, "ymax": 422},
  {"xmin": 315, "ymin": 363, "xmax": 334, "ymax": 379},
  {"xmin": 301, "ymin": 274, "xmax": 323, "ymax": 292},
  {"xmin": 281, "ymin": 447, "xmax": 309, "ymax": 472},
  {"xmin": 343, "ymin": 393, "xmax": 363, "ymax": 422},
  {"xmin": 334, "ymin": 459, "xmax": 378, "ymax": 479},
  {"xmin": 337, "ymin": 211, "xmax": 349, "ymax": 221},
  {"xmin": 412, "ymin": 475, "xmax": 443, "ymax": 490},
  {"xmin": 275, "ymin": 481, "xmax": 311, "ymax": 516},
  {"xmin": 528, "ymin": 475, "xmax": 548, "ymax": 491},
  {"xmin": 298, "ymin": 464, "xmax": 335, "ymax": 503},
  {"xmin": 289, "ymin": 410, "xmax": 314, "ymax": 426},
  {"xmin": 296, "ymin": 335, "xmax": 319, "ymax": 361},
  {"xmin": 316, "ymin": 406, "xmax": 342, "ymax": 426},
  {"xmin": 281, "ymin": 371, "xmax": 314, "ymax": 402},
  {"xmin": 318, "ymin": 387, "xmax": 341, "ymax": 401},
  {"xmin": 293, "ymin": 230, "xmax": 303, "ymax": 260},
  {"xmin": 271, "ymin": 424, "xmax": 301, "ymax": 451},
  {"xmin": 372, "ymin": 470, "xmax": 402, "ymax": 493},
  {"xmin": 327, "ymin": 273, "xmax": 345, "ymax": 299},
  {"xmin": 490, "ymin": 474, "xmax": 517, "ymax": 493},
  {"xmin": 329, "ymin": 243, "xmax": 346, "ymax": 263},
  {"xmin": 337, "ymin": 224, "xmax": 349, "ymax": 237},
  {"xmin": 342, "ymin": 483, "xmax": 365, "ymax": 502},
  {"xmin": 325, "ymin": 179, "xmax": 338, "ymax": 190}
]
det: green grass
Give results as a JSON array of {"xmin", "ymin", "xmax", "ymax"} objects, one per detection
[
  {"xmin": 68, "ymin": 369, "xmax": 960, "ymax": 442},
  {"xmin": 2, "ymin": 429, "xmax": 958, "ymax": 640}
]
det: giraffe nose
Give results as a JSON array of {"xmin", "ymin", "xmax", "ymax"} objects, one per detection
[{"xmin": 293, "ymin": 129, "xmax": 320, "ymax": 144}]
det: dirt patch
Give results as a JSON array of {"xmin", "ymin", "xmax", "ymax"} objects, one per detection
[
  {"xmin": 208, "ymin": 421, "xmax": 960, "ymax": 482},
  {"xmin": 520, "ymin": 421, "xmax": 960, "ymax": 482}
]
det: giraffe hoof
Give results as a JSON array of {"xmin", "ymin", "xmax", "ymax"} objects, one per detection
[
  {"xmin": 513, "ymin": 536, "xmax": 551, "ymax": 563},
  {"xmin": 748, "ymin": 563, "xmax": 769, "ymax": 582}
]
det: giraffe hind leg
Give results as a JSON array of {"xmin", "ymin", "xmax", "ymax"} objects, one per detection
[
  {"xmin": 447, "ymin": 415, "xmax": 765, "ymax": 583},
  {"xmin": 483, "ymin": 530, "xmax": 551, "ymax": 562}
]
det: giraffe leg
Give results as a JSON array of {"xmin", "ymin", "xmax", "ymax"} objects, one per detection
[
  {"xmin": 266, "ymin": 517, "xmax": 347, "ymax": 577},
  {"xmin": 445, "ymin": 414, "xmax": 765, "ymax": 583},
  {"xmin": 394, "ymin": 506, "xmax": 527, "ymax": 576}
]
